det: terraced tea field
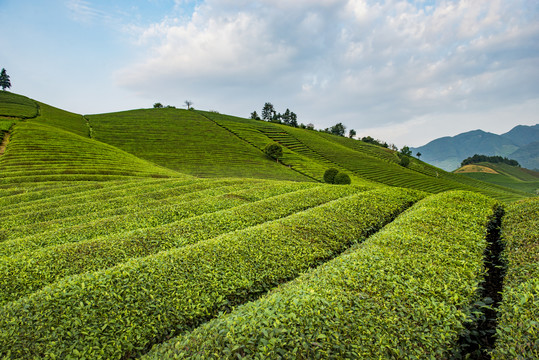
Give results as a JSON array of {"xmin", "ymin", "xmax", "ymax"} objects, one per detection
[{"xmin": 0, "ymin": 91, "xmax": 537, "ymax": 358}]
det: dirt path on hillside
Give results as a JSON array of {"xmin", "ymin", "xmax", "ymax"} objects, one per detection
[{"xmin": 0, "ymin": 133, "xmax": 10, "ymax": 156}]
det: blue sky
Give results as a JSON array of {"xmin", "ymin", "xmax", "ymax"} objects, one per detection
[{"xmin": 1, "ymin": 0, "xmax": 538, "ymax": 147}]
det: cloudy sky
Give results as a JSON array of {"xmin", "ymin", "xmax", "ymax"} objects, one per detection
[{"xmin": 1, "ymin": 0, "xmax": 538, "ymax": 147}]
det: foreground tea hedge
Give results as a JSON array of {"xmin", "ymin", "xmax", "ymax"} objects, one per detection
[
  {"xmin": 492, "ymin": 197, "xmax": 539, "ymax": 359},
  {"xmin": 0, "ymin": 184, "xmax": 364, "ymax": 304},
  {"xmin": 144, "ymin": 191, "xmax": 498, "ymax": 359},
  {"xmin": 0, "ymin": 187, "xmax": 424, "ymax": 359},
  {"xmin": 0, "ymin": 179, "xmax": 305, "ymax": 256}
]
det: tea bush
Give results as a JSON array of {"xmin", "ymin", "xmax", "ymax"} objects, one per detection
[
  {"xmin": 0, "ymin": 187, "xmax": 424, "ymax": 359},
  {"xmin": 144, "ymin": 191, "xmax": 498, "ymax": 359},
  {"xmin": 0, "ymin": 184, "xmax": 365, "ymax": 304},
  {"xmin": 492, "ymin": 197, "xmax": 539, "ymax": 359}
]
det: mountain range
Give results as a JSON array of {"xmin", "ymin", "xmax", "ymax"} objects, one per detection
[{"xmin": 411, "ymin": 124, "xmax": 539, "ymax": 171}]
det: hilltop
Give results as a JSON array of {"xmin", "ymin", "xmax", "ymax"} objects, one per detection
[{"xmin": 411, "ymin": 125, "xmax": 539, "ymax": 171}]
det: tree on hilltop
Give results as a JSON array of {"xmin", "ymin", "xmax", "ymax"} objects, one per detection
[
  {"xmin": 153, "ymin": 102, "xmax": 163, "ymax": 108},
  {"xmin": 330, "ymin": 123, "xmax": 346, "ymax": 137},
  {"xmin": 349, "ymin": 129, "xmax": 356, "ymax": 138},
  {"xmin": 0, "ymin": 68, "xmax": 11, "ymax": 91},
  {"xmin": 185, "ymin": 100, "xmax": 194, "ymax": 110},
  {"xmin": 262, "ymin": 102, "xmax": 276, "ymax": 121}
]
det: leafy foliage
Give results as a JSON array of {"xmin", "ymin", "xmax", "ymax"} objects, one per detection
[
  {"xmin": 323, "ymin": 168, "xmax": 339, "ymax": 183},
  {"xmin": 492, "ymin": 197, "xmax": 539, "ymax": 359},
  {"xmin": 0, "ymin": 182, "xmax": 364, "ymax": 304},
  {"xmin": 264, "ymin": 142, "xmax": 283, "ymax": 160},
  {"xmin": 334, "ymin": 172, "xmax": 351, "ymax": 184},
  {"xmin": 461, "ymin": 154, "xmax": 520, "ymax": 167},
  {"xmin": 144, "ymin": 191, "xmax": 497, "ymax": 359},
  {"xmin": 0, "ymin": 187, "xmax": 424, "ymax": 359},
  {"xmin": 0, "ymin": 68, "xmax": 11, "ymax": 91}
]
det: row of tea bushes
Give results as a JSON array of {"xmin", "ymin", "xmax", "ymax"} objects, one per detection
[
  {"xmin": 492, "ymin": 197, "xmax": 539, "ymax": 359},
  {"xmin": 0, "ymin": 180, "xmax": 124, "ymax": 206},
  {"xmin": 144, "ymin": 191, "xmax": 498, "ymax": 359},
  {"xmin": 0, "ymin": 178, "xmax": 259, "ymax": 229},
  {"xmin": 1, "ymin": 178, "xmax": 197, "ymax": 217},
  {"xmin": 0, "ymin": 184, "xmax": 365, "ymax": 304},
  {"xmin": 0, "ymin": 180, "xmax": 312, "ymax": 256},
  {"xmin": 0, "ymin": 187, "xmax": 424, "ymax": 359},
  {"xmin": 0, "ymin": 179, "xmax": 272, "ymax": 243}
]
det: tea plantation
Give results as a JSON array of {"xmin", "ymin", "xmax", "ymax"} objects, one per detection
[{"xmin": 0, "ymin": 91, "xmax": 536, "ymax": 359}]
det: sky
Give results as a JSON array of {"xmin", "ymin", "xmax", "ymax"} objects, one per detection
[{"xmin": 1, "ymin": 0, "xmax": 538, "ymax": 147}]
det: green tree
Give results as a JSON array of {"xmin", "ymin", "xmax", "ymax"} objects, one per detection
[
  {"xmin": 400, "ymin": 145, "xmax": 412, "ymax": 157},
  {"xmin": 334, "ymin": 172, "xmax": 351, "ymax": 184},
  {"xmin": 250, "ymin": 111, "xmax": 260, "ymax": 120},
  {"xmin": 323, "ymin": 168, "xmax": 339, "ymax": 183},
  {"xmin": 0, "ymin": 68, "xmax": 11, "ymax": 91},
  {"xmin": 289, "ymin": 112, "xmax": 298, "ymax": 127},
  {"xmin": 349, "ymin": 129, "xmax": 356, "ymax": 138},
  {"xmin": 262, "ymin": 102, "xmax": 275, "ymax": 121},
  {"xmin": 281, "ymin": 109, "xmax": 291, "ymax": 125},
  {"xmin": 264, "ymin": 143, "xmax": 283, "ymax": 162},
  {"xmin": 153, "ymin": 102, "xmax": 163, "ymax": 108},
  {"xmin": 330, "ymin": 123, "xmax": 346, "ymax": 137},
  {"xmin": 416, "ymin": 152, "xmax": 422, "ymax": 160},
  {"xmin": 398, "ymin": 152, "xmax": 410, "ymax": 167}
]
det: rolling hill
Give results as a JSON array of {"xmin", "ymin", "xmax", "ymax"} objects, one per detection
[
  {"xmin": 455, "ymin": 162, "xmax": 539, "ymax": 195},
  {"xmin": 0, "ymin": 91, "xmax": 537, "ymax": 359}
]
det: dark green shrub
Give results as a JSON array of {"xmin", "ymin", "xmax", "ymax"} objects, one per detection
[
  {"xmin": 398, "ymin": 153, "xmax": 410, "ymax": 167},
  {"xmin": 334, "ymin": 172, "xmax": 351, "ymax": 184},
  {"xmin": 264, "ymin": 143, "xmax": 283, "ymax": 160},
  {"xmin": 323, "ymin": 168, "xmax": 338, "ymax": 183}
]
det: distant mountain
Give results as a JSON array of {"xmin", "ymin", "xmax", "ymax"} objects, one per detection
[
  {"xmin": 411, "ymin": 124, "xmax": 539, "ymax": 171},
  {"xmin": 501, "ymin": 124, "xmax": 539, "ymax": 147},
  {"xmin": 511, "ymin": 141, "xmax": 539, "ymax": 171}
]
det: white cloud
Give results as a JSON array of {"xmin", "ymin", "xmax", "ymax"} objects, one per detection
[
  {"xmin": 115, "ymin": 0, "xmax": 539, "ymax": 144},
  {"xmin": 65, "ymin": 0, "xmax": 110, "ymax": 23}
]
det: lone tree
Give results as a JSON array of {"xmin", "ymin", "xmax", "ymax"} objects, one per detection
[
  {"xmin": 250, "ymin": 111, "xmax": 260, "ymax": 120},
  {"xmin": 0, "ymin": 68, "xmax": 11, "ymax": 91},
  {"xmin": 153, "ymin": 102, "xmax": 163, "ymax": 108},
  {"xmin": 416, "ymin": 152, "xmax": 422, "ymax": 160},
  {"xmin": 398, "ymin": 152, "xmax": 410, "ymax": 167},
  {"xmin": 185, "ymin": 100, "xmax": 193, "ymax": 110},
  {"xmin": 264, "ymin": 143, "xmax": 283, "ymax": 162},
  {"xmin": 349, "ymin": 129, "xmax": 356, "ymax": 138}
]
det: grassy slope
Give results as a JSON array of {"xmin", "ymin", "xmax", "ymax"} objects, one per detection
[
  {"xmin": 0, "ymin": 93, "xmax": 530, "ymax": 201},
  {"xmin": 87, "ymin": 109, "xmax": 310, "ymax": 182},
  {"xmin": 201, "ymin": 111, "xmax": 527, "ymax": 202},
  {"xmin": 0, "ymin": 121, "xmax": 183, "ymax": 183},
  {"xmin": 0, "ymin": 91, "xmax": 38, "ymax": 119},
  {"xmin": 455, "ymin": 162, "xmax": 539, "ymax": 195}
]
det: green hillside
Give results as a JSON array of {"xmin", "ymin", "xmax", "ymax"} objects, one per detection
[
  {"xmin": 455, "ymin": 163, "xmax": 539, "ymax": 195},
  {"xmin": 0, "ymin": 92, "xmax": 537, "ymax": 358},
  {"xmin": 87, "ymin": 109, "xmax": 310, "ymax": 182},
  {"xmin": 88, "ymin": 106, "xmax": 528, "ymax": 202},
  {"xmin": 0, "ymin": 91, "xmax": 39, "ymax": 119}
]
